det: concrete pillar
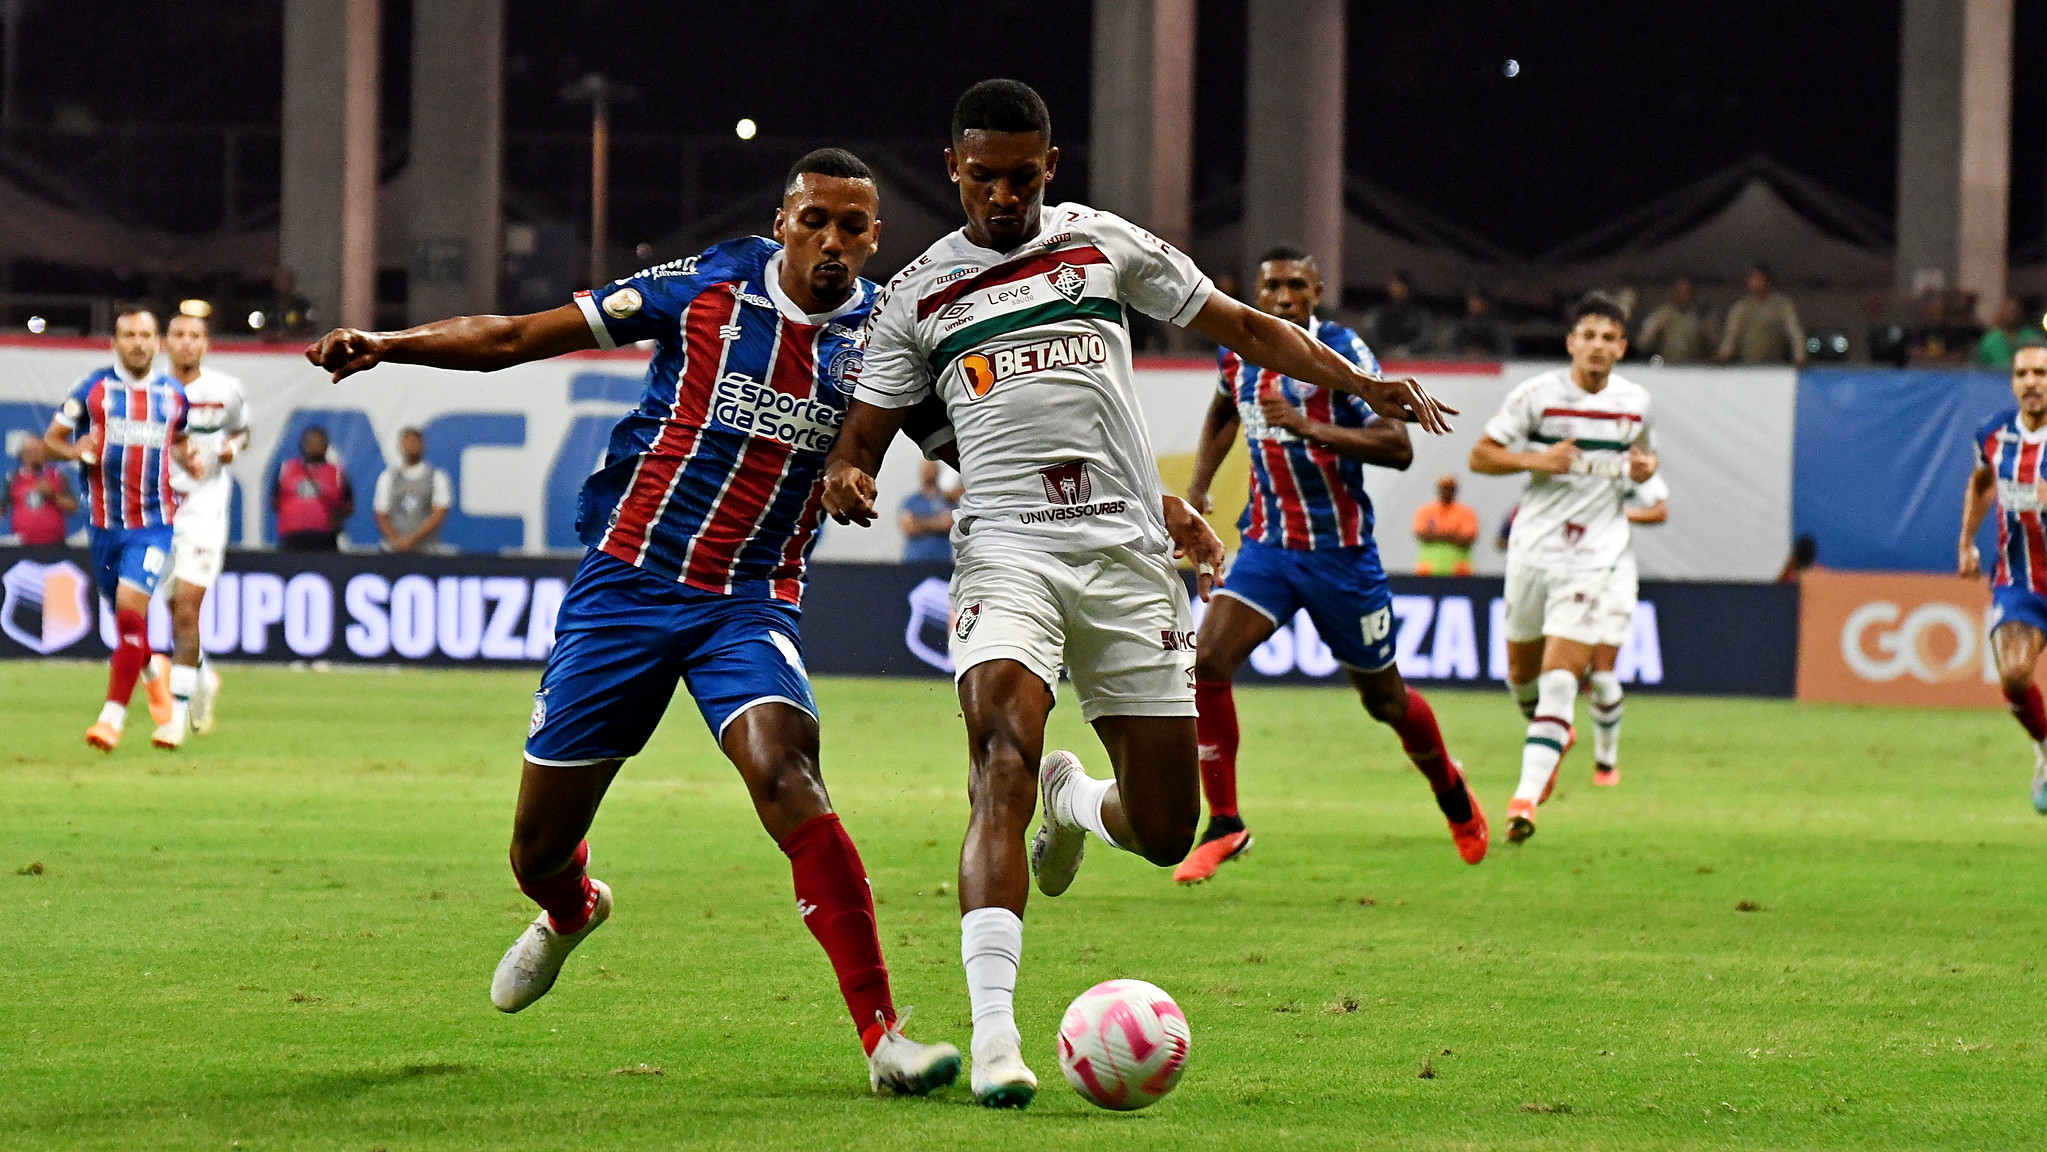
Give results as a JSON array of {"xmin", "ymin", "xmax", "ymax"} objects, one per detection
[
  {"xmin": 1243, "ymin": 0, "xmax": 1345, "ymax": 296},
  {"xmin": 408, "ymin": 0, "xmax": 502, "ymax": 323},
  {"xmin": 1896, "ymin": 0, "xmax": 2012, "ymax": 321},
  {"xmin": 281, "ymin": 0, "xmax": 380, "ymax": 330},
  {"xmin": 1089, "ymin": 0, "xmax": 1197, "ymax": 251}
]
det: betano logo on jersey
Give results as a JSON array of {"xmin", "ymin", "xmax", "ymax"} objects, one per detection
[{"xmin": 958, "ymin": 333, "xmax": 1110, "ymax": 399}]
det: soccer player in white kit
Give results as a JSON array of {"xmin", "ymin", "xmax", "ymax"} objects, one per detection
[
  {"xmin": 822, "ymin": 80, "xmax": 1455, "ymax": 1107},
  {"xmin": 154, "ymin": 311, "xmax": 249, "ymax": 748},
  {"xmin": 1469, "ymin": 294, "xmax": 1657, "ymax": 844},
  {"xmin": 1582, "ymin": 473, "xmax": 1669, "ymax": 786}
]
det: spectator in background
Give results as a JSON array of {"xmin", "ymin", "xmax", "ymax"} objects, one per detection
[
  {"xmin": 5, "ymin": 436, "xmax": 77, "ymax": 546},
  {"xmin": 1636, "ymin": 277, "xmax": 1715, "ymax": 363},
  {"xmin": 1716, "ymin": 264, "xmax": 1807, "ymax": 366},
  {"xmin": 898, "ymin": 460, "xmax": 959, "ymax": 564},
  {"xmin": 274, "ymin": 425, "xmax": 353, "ymax": 551},
  {"xmin": 1412, "ymin": 473, "xmax": 1479, "ymax": 575},
  {"xmin": 1777, "ymin": 534, "xmax": 1820, "ymax": 584},
  {"xmin": 1977, "ymin": 297, "xmax": 2030, "ymax": 369},
  {"xmin": 373, "ymin": 427, "xmax": 452, "ymax": 553},
  {"xmin": 1444, "ymin": 289, "xmax": 1512, "ymax": 358},
  {"xmin": 264, "ymin": 266, "xmax": 315, "ymax": 339},
  {"xmin": 1367, "ymin": 269, "xmax": 1430, "ymax": 356}
]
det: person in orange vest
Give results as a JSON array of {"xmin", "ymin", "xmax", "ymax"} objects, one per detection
[
  {"xmin": 1412, "ymin": 473, "xmax": 1479, "ymax": 575},
  {"xmin": 273, "ymin": 425, "xmax": 354, "ymax": 551}
]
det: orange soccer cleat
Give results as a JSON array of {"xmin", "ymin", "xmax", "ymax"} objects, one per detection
[
  {"xmin": 1538, "ymin": 726, "xmax": 1575, "ymax": 805},
  {"xmin": 144, "ymin": 655, "xmax": 175, "ymax": 726},
  {"xmin": 85, "ymin": 721, "xmax": 120, "ymax": 752},
  {"xmin": 1592, "ymin": 762, "xmax": 1620, "ymax": 787},
  {"xmin": 1172, "ymin": 829, "xmax": 1253, "ymax": 885},
  {"xmin": 1505, "ymin": 797, "xmax": 1538, "ymax": 844}
]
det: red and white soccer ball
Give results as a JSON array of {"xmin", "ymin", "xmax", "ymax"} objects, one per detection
[{"xmin": 1056, "ymin": 979, "xmax": 1191, "ymax": 1111}]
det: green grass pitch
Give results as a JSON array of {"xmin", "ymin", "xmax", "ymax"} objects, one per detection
[{"xmin": 6, "ymin": 663, "xmax": 2047, "ymax": 1150}]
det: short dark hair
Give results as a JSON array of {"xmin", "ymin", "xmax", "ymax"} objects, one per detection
[
  {"xmin": 951, "ymin": 79, "xmax": 1051, "ymax": 142},
  {"xmin": 2015, "ymin": 339, "xmax": 2047, "ymax": 360},
  {"xmin": 166, "ymin": 311, "xmax": 209, "ymax": 336},
  {"xmin": 1750, "ymin": 262, "xmax": 1774, "ymax": 283},
  {"xmin": 783, "ymin": 147, "xmax": 873, "ymax": 196},
  {"xmin": 1258, "ymin": 244, "xmax": 1314, "ymax": 266},
  {"xmin": 1573, "ymin": 291, "xmax": 1629, "ymax": 327},
  {"xmin": 114, "ymin": 307, "xmax": 157, "ymax": 330},
  {"xmin": 398, "ymin": 426, "xmax": 423, "ymax": 441}
]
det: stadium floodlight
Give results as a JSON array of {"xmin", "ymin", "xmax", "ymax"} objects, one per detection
[
  {"xmin": 247, "ymin": 311, "xmax": 266, "ymax": 330},
  {"xmin": 735, "ymin": 118, "xmax": 758, "ymax": 141},
  {"xmin": 26, "ymin": 315, "xmax": 45, "ymax": 334},
  {"xmin": 179, "ymin": 299, "xmax": 212, "ymax": 319}
]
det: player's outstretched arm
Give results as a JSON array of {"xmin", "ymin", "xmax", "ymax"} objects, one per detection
[
  {"xmin": 1187, "ymin": 293, "xmax": 1457, "ymax": 434},
  {"xmin": 1959, "ymin": 461, "xmax": 1996, "ymax": 578},
  {"xmin": 822, "ymin": 399, "xmax": 912, "ymax": 527},
  {"xmin": 1469, "ymin": 435, "xmax": 1580, "ymax": 477},
  {"xmin": 1185, "ymin": 391, "xmax": 1241, "ymax": 513},
  {"xmin": 1258, "ymin": 389, "xmax": 1412, "ymax": 469},
  {"xmin": 304, "ymin": 304, "xmax": 598, "ymax": 383}
]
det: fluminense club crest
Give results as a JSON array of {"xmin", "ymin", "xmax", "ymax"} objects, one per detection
[{"xmin": 1046, "ymin": 263, "xmax": 1088, "ymax": 304}]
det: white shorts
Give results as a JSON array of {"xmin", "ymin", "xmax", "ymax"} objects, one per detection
[
  {"xmin": 168, "ymin": 519, "xmax": 228, "ymax": 590},
  {"xmin": 949, "ymin": 541, "xmax": 1196, "ymax": 723},
  {"xmin": 1503, "ymin": 555, "xmax": 1636, "ymax": 648}
]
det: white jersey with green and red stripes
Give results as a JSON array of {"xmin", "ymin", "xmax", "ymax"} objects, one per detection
[
  {"xmin": 855, "ymin": 202, "xmax": 1214, "ymax": 554},
  {"xmin": 1483, "ymin": 366, "xmax": 1655, "ymax": 572}
]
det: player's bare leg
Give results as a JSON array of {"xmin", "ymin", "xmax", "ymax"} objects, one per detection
[
  {"xmin": 1990, "ymin": 621, "xmax": 2047, "ymax": 813},
  {"xmin": 1586, "ymin": 644, "xmax": 1626, "ymax": 785},
  {"xmin": 494, "ymin": 757, "xmax": 622, "ymax": 1012},
  {"xmin": 1178, "ymin": 596, "xmax": 1276, "ymax": 882},
  {"xmin": 153, "ymin": 579, "xmax": 208, "ymax": 748},
  {"xmin": 1349, "ymin": 666, "xmax": 1488, "ymax": 863},
  {"xmin": 955, "ymin": 659, "xmax": 1055, "ymax": 1106},
  {"xmin": 87, "ymin": 582, "xmax": 158, "ymax": 751},
  {"xmin": 722, "ymin": 703, "xmax": 959, "ymax": 1093},
  {"xmin": 1505, "ymin": 636, "xmax": 1592, "ymax": 843}
]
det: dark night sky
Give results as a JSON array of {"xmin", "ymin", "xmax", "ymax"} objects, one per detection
[{"xmin": 10, "ymin": 1, "xmax": 2045, "ymax": 255}]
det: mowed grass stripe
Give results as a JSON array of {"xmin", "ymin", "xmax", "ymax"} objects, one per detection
[{"xmin": 3, "ymin": 664, "xmax": 2044, "ymax": 1150}]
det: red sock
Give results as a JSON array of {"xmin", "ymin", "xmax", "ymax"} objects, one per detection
[
  {"xmin": 1388, "ymin": 688, "xmax": 1473, "ymax": 822},
  {"xmin": 107, "ymin": 607, "xmax": 150, "ymax": 706},
  {"xmin": 514, "ymin": 839, "xmax": 598, "ymax": 935},
  {"xmin": 2006, "ymin": 682, "xmax": 2047, "ymax": 741},
  {"xmin": 1194, "ymin": 679, "xmax": 1240, "ymax": 819},
  {"xmin": 779, "ymin": 813, "xmax": 894, "ymax": 1054}
]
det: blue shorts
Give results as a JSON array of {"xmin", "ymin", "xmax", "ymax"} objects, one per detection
[
  {"xmin": 1217, "ymin": 537, "xmax": 1395, "ymax": 672},
  {"xmin": 523, "ymin": 550, "xmax": 817, "ymax": 766},
  {"xmin": 88, "ymin": 525, "xmax": 173, "ymax": 601},
  {"xmin": 1992, "ymin": 585, "xmax": 2047, "ymax": 639}
]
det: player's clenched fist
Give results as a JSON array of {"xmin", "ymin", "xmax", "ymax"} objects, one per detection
[
  {"xmin": 821, "ymin": 461, "xmax": 879, "ymax": 526},
  {"xmin": 305, "ymin": 328, "xmax": 387, "ymax": 382},
  {"xmin": 1162, "ymin": 494, "xmax": 1225, "ymax": 602},
  {"xmin": 1959, "ymin": 538, "xmax": 1982, "ymax": 579}
]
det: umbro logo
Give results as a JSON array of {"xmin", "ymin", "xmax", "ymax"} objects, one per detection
[
  {"xmin": 796, "ymin": 899, "xmax": 818, "ymax": 918},
  {"xmin": 718, "ymin": 322, "xmax": 743, "ymax": 343}
]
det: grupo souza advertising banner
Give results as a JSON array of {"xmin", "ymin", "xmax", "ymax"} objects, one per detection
[
  {"xmin": 1796, "ymin": 569, "xmax": 2001, "ymax": 708},
  {"xmin": 0, "ymin": 548, "xmax": 1794, "ymax": 695}
]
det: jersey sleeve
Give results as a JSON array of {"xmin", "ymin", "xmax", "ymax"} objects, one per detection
[
  {"xmin": 852, "ymin": 276, "xmax": 933, "ymax": 410},
  {"xmin": 1627, "ymin": 473, "xmax": 1670, "ymax": 508},
  {"xmin": 1091, "ymin": 211, "xmax": 1213, "ymax": 327},
  {"xmin": 573, "ymin": 252, "xmax": 717, "ymax": 350},
  {"xmin": 431, "ymin": 469, "xmax": 453, "ymax": 509},
  {"xmin": 372, "ymin": 471, "xmax": 394, "ymax": 515},
  {"xmin": 1482, "ymin": 379, "xmax": 1540, "ymax": 446},
  {"xmin": 1326, "ymin": 328, "xmax": 1379, "ymax": 425},
  {"xmin": 54, "ymin": 375, "xmax": 95, "ymax": 430},
  {"xmin": 899, "ymin": 395, "xmax": 957, "ymax": 460},
  {"xmin": 1974, "ymin": 414, "xmax": 2007, "ymax": 467}
]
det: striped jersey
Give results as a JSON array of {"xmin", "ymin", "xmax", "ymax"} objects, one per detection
[
  {"xmin": 1222, "ymin": 318, "xmax": 1381, "ymax": 550},
  {"xmin": 573, "ymin": 236, "xmax": 948, "ymax": 604},
  {"xmin": 856, "ymin": 202, "xmax": 1214, "ymax": 555},
  {"xmin": 55, "ymin": 364, "xmax": 188, "ymax": 531},
  {"xmin": 1482, "ymin": 367, "xmax": 1654, "ymax": 572},
  {"xmin": 1974, "ymin": 408, "xmax": 2047, "ymax": 593}
]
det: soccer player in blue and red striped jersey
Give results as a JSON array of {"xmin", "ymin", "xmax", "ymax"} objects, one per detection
[
  {"xmin": 1961, "ymin": 342, "xmax": 2047, "ymax": 812},
  {"xmin": 43, "ymin": 308, "xmax": 188, "ymax": 751},
  {"xmin": 305, "ymin": 149, "xmax": 962, "ymax": 1095},
  {"xmin": 1178, "ymin": 247, "xmax": 1488, "ymax": 882}
]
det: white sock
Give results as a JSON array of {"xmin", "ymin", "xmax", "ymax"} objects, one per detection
[
  {"xmin": 1059, "ymin": 769, "xmax": 1127, "ymax": 851},
  {"xmin": 96, "ymin": 701, "xmax": 125, "ymax": 731},
  {"xmin": 1588, "ymin": 672, "xmax": 1624, "ymax": 766},
  {"xmin": 169, "ymin": 663, "xmax": 198, "ymax": 702},
  {"xmin": 1513, "ymin": 669, "xmax": 1578, "ymax": 803},
  {"xmin": 961, "ymin": 906, "xmax": 1023, "ymax": 1060},
  {"xmin": 1508, "ymin": 678, "xmax": 1539, "ymax": 720}
]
